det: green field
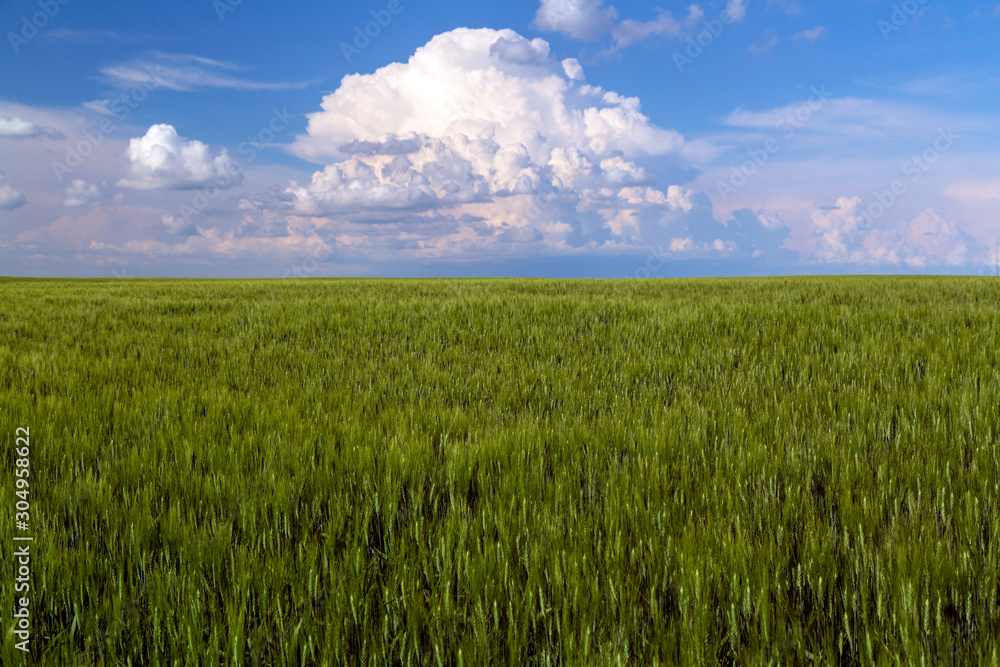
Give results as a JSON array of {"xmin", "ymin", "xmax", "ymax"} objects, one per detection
[{"xmin": 2, "ymin": 277, "xmax": 999, "ymax": 665}]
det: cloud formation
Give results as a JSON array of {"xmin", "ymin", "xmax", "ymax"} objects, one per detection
[
  {"xmin": 532, "ymin": 0, "xmax": 709, "ymax": 49},
  {"xmin": 811, "ymin": 197, "xmax": 973, "ymax": 267},
  {"xmin": 119, "ymin": 124, "xmax": 243, "ymax": 190},
  {"xmin": 279, "ymin": 28, "xmax": 720, "ymax": 258},
  {"xmin": 793, "ymin": 26, "xmax": 828, "ymax": 42},
  {"xmin": 63, "ymin": 180, "xmax": 121, "ymax": 207},
  {"xmin": 0, "ymin": 116, "xmax": 64, "ymax": 139},
  {"xmin": 0, "ymin": 172, "xmax": 26, "ymax": 210},
  {"xmin": 100, "ymin": 53, "xmax": 309, "ymax": 92}
]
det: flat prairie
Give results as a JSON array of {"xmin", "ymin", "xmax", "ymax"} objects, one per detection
[{"xmin": 1, "ymin": 277, "xmax": 998, "ymax": 665}]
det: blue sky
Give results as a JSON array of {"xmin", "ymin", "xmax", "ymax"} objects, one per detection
[{"xmin": 1, "ymin": 0, "xmax": 998, "ymax": 277}]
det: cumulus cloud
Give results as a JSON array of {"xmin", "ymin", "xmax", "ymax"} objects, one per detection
[
  {"xmin": 118, "ymin": 124, "xmax": 243, "ymax": 190},
  {"xmin": 811, "ymin": 197, "xmax": 975, "ymax": 266},
  {"xmin": 0, "ymin": 116, "xmax": 64, "ymax": 139},
  {"xmin": 666, "ymin": 185, "xmax": 694, "ymax": 212},
  {"xmin": 290, "ymin": 28, "xmax": 710, "ymax": 164},
  {"xmin": 279, "ymin": 28, "xmax": 720, "ymax": 257},
  {"xmin": 532, "ymin": 0, "xmax": 618, "ymax": 40},
  {"xmin": 654, "ymin": 195, "xmax": 795, "ymax": 261},
  {"xmin": 0, "ymin": 172, "xmax": 26, "ymax": 210},
  {"xmin": 532, "ymin": 0, "xmax": 705, "ymax": 49},
  {"xmin": 160, "ymin": 214, "xmax": 199, "ymax": 236},
  {"xmin": 63, "ymin": 180, "xmax": 122, "ymax": 207}
]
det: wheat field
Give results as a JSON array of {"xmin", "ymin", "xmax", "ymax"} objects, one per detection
[{"xmin": 1, "ymin": 276, "xmax": 998, "ymax": 665}]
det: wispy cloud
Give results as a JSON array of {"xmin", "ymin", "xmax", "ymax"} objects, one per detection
[
  {"xmin": 747, "ymin": 29, "xmax": 779, "ymax": 54},
  {"xmin": 793, "ymin": 26, "xmax": 827, "ymax": 42},
  {"xmin": 47, "ymin": 29, "xmax": 153, "ymax": 44},
  {"xmin": 99, "ymin": 53, "xmax": 312, "ymax": 92},
  {"xmin": 723, "ymin": 96, "xmax": 986, "ymax": 141}
]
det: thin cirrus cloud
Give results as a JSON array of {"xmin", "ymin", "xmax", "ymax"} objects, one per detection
[
  {"xmin": 99, "ymin": 53, "xmax": 312, "ymax": 92},
  {"xmin": 46, "ymin": 29, "xmax": 153, "ymax": 44},
  {"xmin": 722, "ymin": 96, "xmax": 981, "ymax": 141}
]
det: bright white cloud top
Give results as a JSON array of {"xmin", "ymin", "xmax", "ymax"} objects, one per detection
[
  {"xmin": 119, "ymin": 124, "xmax": 244, "ymax": 190},
  {"xmin": 278, "ymin": 28, "xmax": 725, "ymax": 258}
]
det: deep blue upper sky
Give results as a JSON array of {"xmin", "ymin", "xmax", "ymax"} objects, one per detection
[{"xmin": 1, "ymin": 0, "xmax": 998, "ymax": 277}]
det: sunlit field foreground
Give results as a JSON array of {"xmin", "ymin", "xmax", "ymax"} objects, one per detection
[{"xmin": 1, "ymin": 277, "xmax": 998, "ymax": 665}]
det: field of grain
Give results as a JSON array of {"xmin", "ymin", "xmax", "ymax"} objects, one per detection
[{"xmin": 1, "ymin": 277, "xmax": 998, "ymax": 665}]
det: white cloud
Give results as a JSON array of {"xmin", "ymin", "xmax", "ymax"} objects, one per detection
[
  {"xmin": 811, "ymin": 197, "xmax": 974, "ymax": 266},
  {"xmin": 0, "ymin": 116, "xmax": 63, "ymax": 139},
  {"xmin": 0, "ymin": 172, "xmax": 26, "ymax": 210},
  {"xmin": 292, "ymin": 29, "xmax": 710, "ymax": 164},
  {"xmin": 100, "ymin": 53, "xmax": 310, "ymax": 92},
  {"xmin": 160, "ymin": 214, "xmax": 199, "ymax": 236},
  {"xmin": 562, "ymin": 58, "xmax": 585, "ymax": 81},
  {"xmin": 611, "ymin": 6, "xmax": 704, "ymax": 49},
  {"xmin": 666, "ymin": 185, "xmax": 694, "ymax": 212},
  {"xmin": 62, "ymin": 180, "xmax": 121, "ymax": 207},
  {"xmin": 944, "ymin": 178, "xmax": 1000, "ymax": 204},
  {"xmin": 793, "ymin": 26, "xmax": 828, "ymax": 41},
  {"xmin": 118, "ymin": 124, "xmax": 244, "ymax": 190},
  {"xmin": 721, "ymin": 96, "xmax": 977, "ymax": 141},
  {"xmin": 532, "ymin": 0, "xmax": 618, "ymax": 40},
  {"xmin": 281, "ymin": 28, "xmax": 718, "ymax": 255},
  {"xmin": 726, "ymin": 0, "xmax": 749, "ymax": 22},
  {"xmin": 532, "ymin": 0, "xmax": 705, "ymax": 49}
]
